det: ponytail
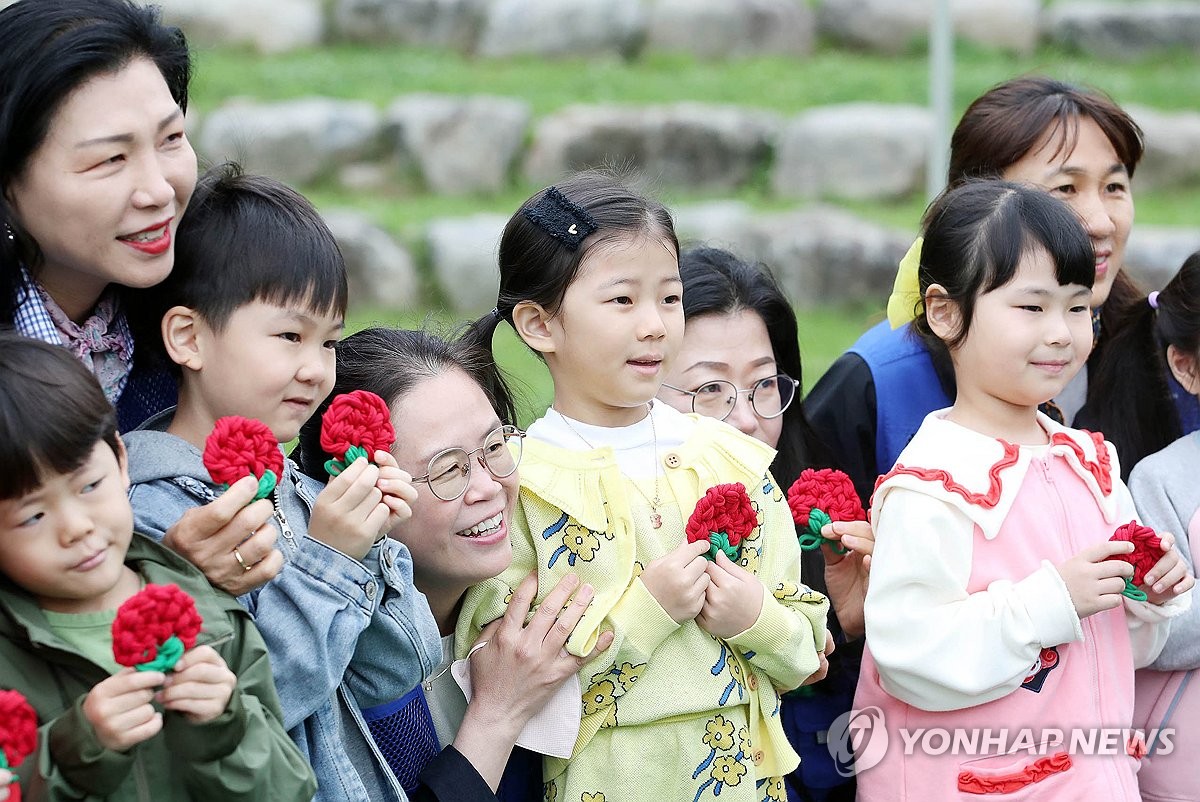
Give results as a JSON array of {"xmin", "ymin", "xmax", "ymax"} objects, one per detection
[{"xmin": 461, "ymin": 308, "xmax": 520, "ymax": 428}]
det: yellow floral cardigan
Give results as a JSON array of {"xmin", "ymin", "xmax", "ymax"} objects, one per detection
[{"xmin": 456, "ymin": 415, "xmax": 829, "ymax": 798}]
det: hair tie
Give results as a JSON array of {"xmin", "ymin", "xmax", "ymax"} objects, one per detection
[
  {"xmin": 491, "ymin": 307, "xmax": 501, "ymax": 321},
  {"xmin": 1148, "ymin": 290, "xmax": 1160, "ymax": 310},
  {"xmin": 886, "ymin": 237, "xmax": 925, "ymax": 329}
]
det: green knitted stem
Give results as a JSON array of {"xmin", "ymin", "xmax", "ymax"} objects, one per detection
[
  {"xmin": 254, "ymin": 470, "xmax": 277, "ymax": 501},
  {"xmin": 135, "ymin": 634, "xmax": 184, "ymax": 672},
  {"xmin": 706, "ymin": 531, "xmax": 739, "ymax": 562},
  {"xmin": 324, "ymin": 445, "xmax": 371, "ymax": 478},
  {"xmin": 0, "ymin": 751, "xmax": 8, "ymax": 770},
  {"xmin": 797, "ymin": 508, "xmax": 849, "ymax": 554},
  {"xmin": 1121, "ymin": 577, "xmax": 1148, "ymax": 602}
]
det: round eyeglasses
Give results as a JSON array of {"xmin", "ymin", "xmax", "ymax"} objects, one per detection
[
  {"xmin": 662, "ymin": 373, "xmax": 799, "ymax": 422},
  {"xmin": 412, "ymin": 425, "xmax": 525, "ymax": 501}
]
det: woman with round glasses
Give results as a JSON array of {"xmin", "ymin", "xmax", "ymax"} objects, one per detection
[
  {"xmin": 657, "ymin": 246, "xmax": 872, "ymax": 802},
  {"xmin": 298, "ymin": 326, "xmax": 610, "ymax": 802}
]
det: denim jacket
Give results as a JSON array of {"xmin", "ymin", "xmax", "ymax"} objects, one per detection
[{"xmin": 124, "ymin": 410, "xmax": 442, "ymax": 802}]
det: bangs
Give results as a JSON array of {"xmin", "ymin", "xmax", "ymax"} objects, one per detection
[
  {"xmin": 976, "ymin": 186, "xmax": 1096, "ymax": 294},
  {"xmin": 0, "ymin": 336, "xmax": 118, "ymax": 500}
]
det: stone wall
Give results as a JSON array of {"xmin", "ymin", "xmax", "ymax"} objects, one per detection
[
  {"xmin": 149, "ymin": 0, "xmax": 1200, "ymax": 59},
  {"xmin": 189, "ymin": 93, "xmax": 1200, "ymax": 313}
]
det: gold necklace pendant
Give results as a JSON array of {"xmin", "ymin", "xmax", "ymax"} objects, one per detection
[{"xmin": 557, "ymin": 403, "xmax": 665, "ymax": 529}]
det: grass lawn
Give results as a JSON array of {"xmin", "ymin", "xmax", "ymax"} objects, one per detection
[{"xmin": 188, "ymin": 40, "xmax": 1200, "ymax": 235}]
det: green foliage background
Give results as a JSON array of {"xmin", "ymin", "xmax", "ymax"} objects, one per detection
[{"xmin": 188, "ymin": 38, "xmax": 1198, "ymax": 418}]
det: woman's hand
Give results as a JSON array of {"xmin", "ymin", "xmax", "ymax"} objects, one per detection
[
  {"xmin": 163, "ymin": 475, "xmax": 281, "ymax": 597},
  {"xmin": 800, "ymin": 631, "xmax": 837, "ymax": 686},
  {"xmin": 821, "ymin": 519, "xmax": 875, "ymax": 639},
  {"xmin": 453, "ymin": 572, "xmax": 614, "ymax": 790}
]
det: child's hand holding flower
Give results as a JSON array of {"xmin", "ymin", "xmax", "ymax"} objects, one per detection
[
  {"xmin": 156, "ymin": 646, "xmax": 237, "ymax": 724},
  {"xmin": 696, "ymin": 551, "xmax": 765, "ymax": 639},
  {"xmin": 1133, "ymin": 530, "xmax": 1195, "ymax": 605}
]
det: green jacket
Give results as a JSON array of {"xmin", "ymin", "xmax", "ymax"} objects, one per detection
[{"xmin": 0, "ymin": 534, "xmax": 317, "ymax": 802}]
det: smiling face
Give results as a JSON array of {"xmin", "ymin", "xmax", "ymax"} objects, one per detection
[
  {"xmin": 7, "ymin": 57, "xmax": 197, "ymax": 321},
  {"xmin": 0, "ymin": 441, "xmax": 138, "ymax": 613},
  {"xmin": 1003, "ymin": 116, "xmax": 1134, "ymax": 308},
  {"xmin": 659, "ymin": 310, "xmax": 785, "ymax": 448},
  {"xmin": 943, "ymin": 246, "xmax": 1093, "ymax": 439},
  {"xmin": 385, "ymin": 368, "xmax": 518, "ymax": 630},
  {"xmin": 170, "ymin": 299, "xmax": 343, "ymax": 448},
  {"xmin": 540, "ymin": 235, "xmax": 684, "ymax": 427}
]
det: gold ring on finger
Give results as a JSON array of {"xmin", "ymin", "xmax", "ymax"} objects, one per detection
[{"xmin": 233, "ymin": 546, "xmax": 253, "ymax": 572}]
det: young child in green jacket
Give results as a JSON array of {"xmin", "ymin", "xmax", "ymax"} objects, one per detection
[{"xmin": 0, "ymin": 334, "xmax": 316, "ymax": 802}]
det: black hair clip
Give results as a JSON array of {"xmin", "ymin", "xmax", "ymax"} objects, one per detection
[{"xmin": 521, "ymin": 186, "xmax": 598, "ymax": 251}]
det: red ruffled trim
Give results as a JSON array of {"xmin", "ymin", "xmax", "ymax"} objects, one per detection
[
  {"xmin": 873, "ymin": 440, "xmax": 1020, "ymax": 509},
  {"xmin": 1050, "ymin": 430, "xmax": 1112, "ymax": 496},
  {"xmin": 957, "ymin": 752, "xmax": 1072, "ymax": 794}
]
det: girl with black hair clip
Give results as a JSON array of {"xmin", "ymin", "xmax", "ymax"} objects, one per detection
[{"xmin": 458, "ymin": 172, "xmax": 830, "ymax": 802}]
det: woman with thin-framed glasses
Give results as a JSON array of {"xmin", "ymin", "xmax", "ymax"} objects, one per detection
[
  {"xmin": 657, "ymin": 246, "xmax": 873, "ymax": 802},
  {"xmin": 299, "ymin": 326, "xmax": 611, "ymax": 802}
]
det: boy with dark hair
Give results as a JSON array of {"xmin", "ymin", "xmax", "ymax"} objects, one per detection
[
  {"xmin": 0, "ymin": 334, "xmax": 316, "ymax": 802},
  {"xmin": 123, "ymin": 163, "xmax": 442, "ymax": 802}
]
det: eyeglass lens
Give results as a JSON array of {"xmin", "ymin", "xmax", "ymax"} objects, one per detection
[
  {"xmin": 690, "ymin": 374, "xmax": 795, "ymax": 421},
  {"xmin": 426, "ymin": 426, "xmax": 523, "ymax": 501}
]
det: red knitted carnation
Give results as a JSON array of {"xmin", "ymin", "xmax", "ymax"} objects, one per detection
[
  {"xmin": 787, "ymin": 468, "xmax": 865, "ymax": 554},
  {"xmin": 0, "ymin": 689, "xmax": 37, "ymax": 801},
  {"xmin": 1110, "ymin": 521, "xmax": 1165, "ymax": 588},
  {"xmin": 787, "ymin": 468, "xmax": 866, "ymax": 529},
  {"xmin": 686, "ymin": 483, "xmax": 757, "ymax": 561},
  {"xmin": 319, "ymin": 390, "xmax": 395, "ymax": 476},
  {"xmin": 112, "ymin": 584, "xmax": 203, "ymax": 672},
  {"xmin": 202, "ymin": 416, "xmax": 283, "ymax": 500}
]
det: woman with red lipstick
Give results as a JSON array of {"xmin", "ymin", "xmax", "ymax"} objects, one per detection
[
  {"xmin": 805, "ymin": 76, "xmax": 1200, "ymax": 504},
  {"xmin": 0, "ymin": 1, "xmax": 269, "ymax": 606},
  {"xmin": 0, "ymin": 0, "xmax": 196, "ymax": 433},
  {"xmin": 297, "ymin": 326, "xmax": 611, "ymax": 802}
]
